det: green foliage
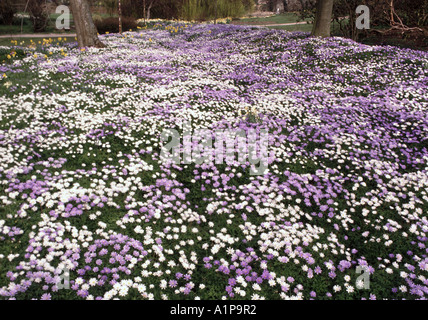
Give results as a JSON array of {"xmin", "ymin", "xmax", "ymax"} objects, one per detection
[
  {"xmin": 102, "ymin": 0, "xmax": 118, "ymax": 17},
  {"xmin": 0, "ymin": 47, "xmax": 26, "ymax": 63},
  {"xmin": 180, "ymin": 0, "xmax": 255, "ymax": 21},
  {"xmin": 28, "ymin": 0, "xmax": 50, "ymax": 32}
]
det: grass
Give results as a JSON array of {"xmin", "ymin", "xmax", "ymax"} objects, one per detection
[
  {"xmin": 0, "ymin": 18, "xmax": 74, "ymax": 36},
  {"xmin": 235, "ymin": 13, "xmax": 346, "ymax": 34},
  {"xmin": 0, "ymin": 37, "xmax": 75, "ymax": 47},
  {"xmin": 269, "ymin": 23, "xmax": 314, "ymax": 33},
  {"xmin": 0, "ymin": 24, "xmax": 34, "ymax": 35},
  {"xmin": 237, "ymin": 12, "xmax": 310, "ymax": 25},
  {"xmin": 0, "ymin": 12, "xmax": 85, "ymax": 36},
  {"xmin": 0, "ymin": 13, "xmax": 76, "ymax": 46}
]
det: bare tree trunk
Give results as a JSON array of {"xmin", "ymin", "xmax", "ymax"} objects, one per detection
[
  {"xmin": 283, "ymin": 0, "xmax": 288, "ymax": 12},
  {"xmin": 146, "ymin": 0, "xmax": 154, "ymax": 21},
  {"xmin": 28, "ymin": 0, "xmax": 49, "ymax": 32},
  {"xmin": 118, "ymin": 0, "xmax": 122, "ymax": 34},
  {"xmin": 143, "ymin": 0, "xmax": 146, "ymax": 24},
  {"xmin": 312, "ymin": 0, "xmax": 334, "ymax": 37},
  {"xmin": 70, "ymin": 0, "xmax": 105, "ymax": 48}
]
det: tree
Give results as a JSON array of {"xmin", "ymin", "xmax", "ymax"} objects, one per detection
[
  {"xmin": 102, "ymin": 0, "xmax": 117, "ymax": 17},
  {"xmin": 143, "ymin": 0, "xmax": 158, "ymax": 21},
  {"xmin": 0, "ymin": 0, "xmax": 17, "ymax": 25},
  {"xmin": 118, "ymin": 0, "xmax": 122, "ymax": 33},
  {"xmin": 267, "ymin": 0, "xmax": 284, "ymax": 13},
  {"xmin": 28, "ymin": 0, "xmax": 49, "ymax": 32},
  {"xmin": 283, "ymin": 0, "xmax": 288, "ymax": 12},
  {"xmin": 311, "ymin": 0, "xmax": 333, "ymax": 37},
  {"xmin": 70, "ymin": 0, "xmax": 105, "ymax": 48}
]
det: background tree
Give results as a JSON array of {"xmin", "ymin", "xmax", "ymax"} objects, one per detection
[
  {"xmin": 118, "ymin": 0, "xmax": 122, "ymax": 33},
  {"xmin": 311, "ymin": 0, "xmax": 334, "ymax": 37},
  {"xmin": 180, "ymin": 0, "xmax": 254, "ymax": 21},
  {"xmin": 283, "ymin": 0, "xmax": 288, "ymax": 11},
  {"xmin": 267, "ymin": 0, "xmax": 284, "ymax": 13},
  {"xmin": 70, "ymin": 0, "xmax": 105, "ymax": 48},
  {"xmin": 0, "ymin": 0, "xmax": 17, "ymax": 25},
  {"xmin": 102, "ymin": 0, "xmax": 117, "ymax": 17},
  {"xmin": 28, "ymin": 0, "xmax": 50, "ymax": 32},
  {"xmin": 143, "ymin": 0, "xmax": 158, "ymax": 21}
]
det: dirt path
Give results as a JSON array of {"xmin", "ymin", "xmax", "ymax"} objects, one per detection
[
  {"xmin": 254, "ymin": 21, "xmax": 310, "ymax": 27},
  {"xmin": 232, "ymin": 16, "xmax": 349, "ymax": 27},
  {"xmin": 231, "ymin": 21, "xmax": 310, "ymax": 27},
  {"xmin": 0, "ymin": 33, "xmax": 76, "ymax": 39}
]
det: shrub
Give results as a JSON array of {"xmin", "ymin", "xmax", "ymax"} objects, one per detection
[
  {"xmin": 95, "ymin": 17, "xmax": 138, "ymax": 34},
  {"xmin": 28, "ymin": 0, "xmax": 49, "ymax": 32},
  {"xmin": 0, "ymin": 0, "xmax": 17, "ymax": 25}
]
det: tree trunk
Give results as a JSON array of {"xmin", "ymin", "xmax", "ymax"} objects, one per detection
[
  {"xmin": 69, "ymin": 0, "xmax": 105, "ymax": 48},
  {"xmin": 118, "ymin": 0, "xmax": 122, "ymax": 34},
  {"xmin": 146, "ymin": 0, "xmax": 154, "ymax": 21},
  {"xmin": 283, "ymin": 0, "xmax": 288, "ymax": 12},
  {"xmin": 214, "ymin": 0, "xmax": 218, "ymax": 24},
  {"xmin": 311, "ymin": 0, "xmax": 334, "ymax": 37},
  {"xmin": 143, "ymin": 0, "xmax": 146, "ymax": 24}
]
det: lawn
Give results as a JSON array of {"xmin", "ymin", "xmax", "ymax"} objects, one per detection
[
  {"xmin": 0, "ymin": 24, "xmax": 34, "ymax": 35},
  {"xmin": 0, "ymin": 13, "xmax": 76, "ymax": 36},
  {"xmin": 233, "ymin": 13, "xmax": 344, "ymax": 34},
  {"xmin": 234, "ymin": 12, "xmax": 310, "ymax": 25},
  {"xmin": 269, "ymin": 23, "xmax": 313, "ymax": 32},
  {"xmin": 0, "ymin": 23, "xmax": 427, "ymax": 300},
  {"xmin": 0, "ymin": 37, "xmax": 75, "ymax": 49}
]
